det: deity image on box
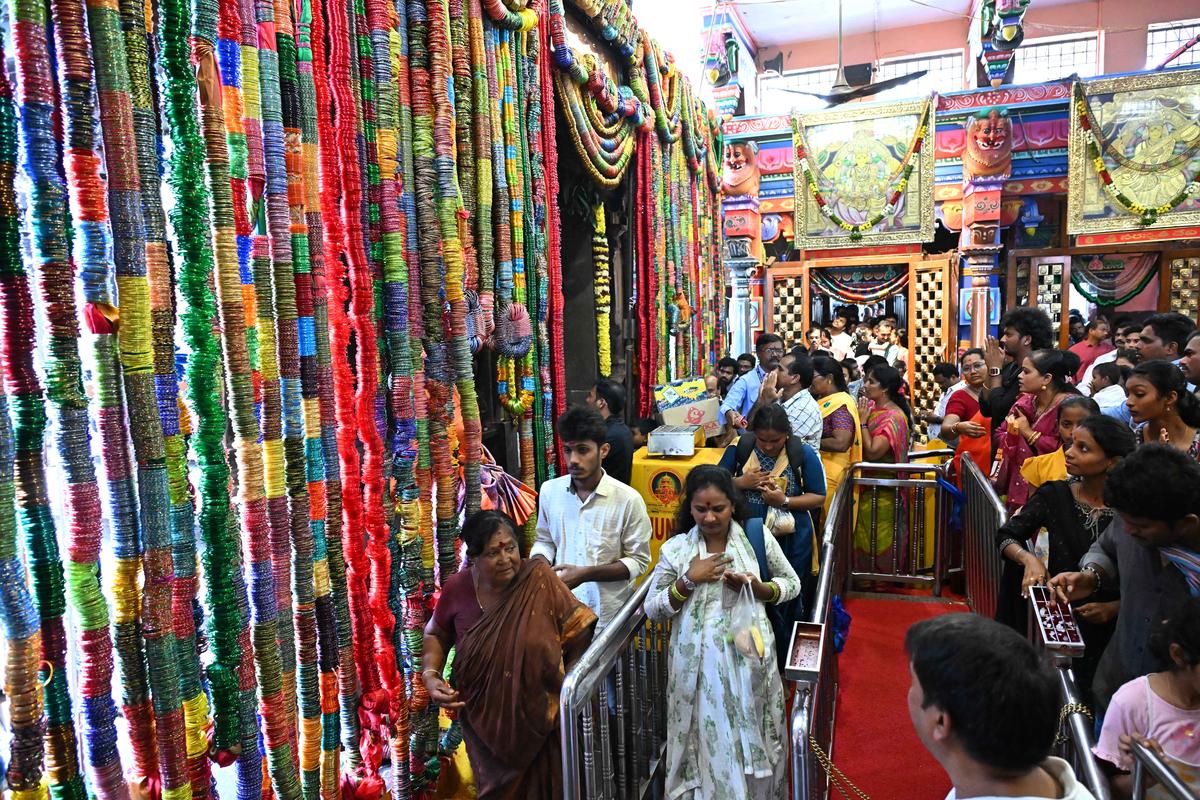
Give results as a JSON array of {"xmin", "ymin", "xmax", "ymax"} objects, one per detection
[
  {"xmin": 1069, "ymin": 69, "xmax": 1200, "ymax": 235},
  {"xmin": 792, "ymin": 98, "xmax": 935, "ymax": 249}
]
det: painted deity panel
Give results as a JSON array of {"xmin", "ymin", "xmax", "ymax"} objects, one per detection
[
  {"xmin": 793, "ymin": 98, "xmax": 935, "ymax": 249},
  {"xmin": 1068, "ymin": 69, "xmax": 1200, "ymax": 235}
]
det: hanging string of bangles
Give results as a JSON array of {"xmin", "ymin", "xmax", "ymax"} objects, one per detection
[{"xmin": 0, "ymin": 0, "xmax": 725, "ymax": 797}]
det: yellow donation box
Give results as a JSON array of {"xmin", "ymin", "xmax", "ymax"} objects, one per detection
[{"xmin": 631, "ymin": 446, "xmax": 725, "ymax": 571}]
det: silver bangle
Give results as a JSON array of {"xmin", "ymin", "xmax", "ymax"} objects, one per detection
[{"xmin": 1082, "ymin": 564, "xmax": 1102, "ymax": 592}]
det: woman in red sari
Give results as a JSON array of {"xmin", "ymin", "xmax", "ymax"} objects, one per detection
[
  {"xmin": 422, "ymin": 510, "xmax": 597, "ymax": 799},
  {"xmin": 942, "ymin": 348, "xmax": 991, "ymax": 485},
  {"xmin": 997, "ymin": 349, "xmax": 1080, "ymax": 512}
]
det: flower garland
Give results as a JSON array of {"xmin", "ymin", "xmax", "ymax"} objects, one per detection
[
  {"xmin": 1074, "ymin": 84, "xmax": 1200, "ymax": 226},
  {"xmin": 0, "ymin": 32, "xmax": 49, "ymax": 800},
  {"xmin": 156, "ymin": 0, "xmax": 255, "ymax": 784},
  {"xmin": 120, "ymin": 0, "xmax": 215, "ymax": 789},
  {"xmin": 791, "ymin": 100, "xmax": 930, "ymax": 241},
  {"xmin": 593, "ymin": 202, "xmax": 613, "ymax": 375}
]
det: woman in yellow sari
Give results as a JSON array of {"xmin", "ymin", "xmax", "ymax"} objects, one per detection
[{"xmin": 811, "ymin": 356, "xmax": 862, "ymax": 519}]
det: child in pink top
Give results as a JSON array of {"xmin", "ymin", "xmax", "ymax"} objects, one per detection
[{"xmin": 1094, "ymin": 598, "xmax": 1200, "ymax": 797}]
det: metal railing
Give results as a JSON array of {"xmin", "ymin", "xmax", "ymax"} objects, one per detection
[
  {"xmin": 791, "ymin": 479, "xmax": 853, "ymax": 800},
  {"xmin": 960, "ymin": 454, "xmax": 1007, "ymax": 619},
  {"xmin": 1132, "ymin": 740, "xmax": 1199, "ymax": 799},
  {"xmin": 1048, "ymin": 661, "xmax": 1112, "ymax": 800},
  {"xmin": 560, "ymin": 578, "xmax": 670, "ymax": 800},
  {"xmin": 844, "ymin": 450, "xmax": 954, "ymax": 594}
]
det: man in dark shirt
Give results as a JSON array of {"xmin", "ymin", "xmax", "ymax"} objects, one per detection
[
  {"xmin": 979, "ymin": 307, "xmax": 1055, "ymax": 440},
  {"xmin": 1050, "ymin": 445, "xmax": 1200, "ymax": 713},
  {"xmin": 586, "ymin": 378, "xmax": 635, "ymax": 485}
]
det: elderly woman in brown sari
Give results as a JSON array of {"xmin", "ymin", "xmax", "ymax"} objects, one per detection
[{"xmin": 422, "ymin": 510, "xmax": 597, "ymax": 798}]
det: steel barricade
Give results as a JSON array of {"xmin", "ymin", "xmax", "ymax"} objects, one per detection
[
  {"xmin": 791, "ymin": 479, "xmax": 853, "ymax": 800},
  {"xmin": 560, "ymin": 579, "xmax": 670, "ymax": 800},
  {"xmin": 1132, "ymin": 740, "xmax": 1199, "ymax": 799},
  {"xmin": 843, "ymin": 451, "xmax": 954, "ymax": 594},
  {"xmin": 959, "ymin": 455, "xmax": 1008, "ymax": 618},
  {"xmin": 1048, "ymin": 663, "xmax": 1112, "ymax": 800}
]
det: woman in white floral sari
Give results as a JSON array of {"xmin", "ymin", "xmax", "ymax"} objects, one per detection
[{"xmin": 645, "ymin": 465, "xmax": 801, "ymax": 800}]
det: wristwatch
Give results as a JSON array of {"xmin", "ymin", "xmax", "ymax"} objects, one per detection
[
  {"xmin": 989, "ymin": 367, "xmax": 1002, "ymax": 377},
  {"xmin": 680, "ymin": 573, "xmax": 697, "ymax": 592},
  {"xmin": 1082, "ymin": 564, "xmax": 1102, "ymax": 591}
]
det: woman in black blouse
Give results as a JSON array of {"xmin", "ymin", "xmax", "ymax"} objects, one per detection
[{"xmin": 993, "ymin": 415, "xmax": 1136, "ymax": 701}]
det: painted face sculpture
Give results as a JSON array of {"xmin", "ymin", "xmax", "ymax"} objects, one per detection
[
  {"xmin": 722, "ymin": 141, "xmax": 760, "ymax": 198},
  {"xmin": 963, "ymin": 109, "xmax": 1013, "ymax": 182}
]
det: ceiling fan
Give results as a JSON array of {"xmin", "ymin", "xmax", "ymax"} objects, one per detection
[{"xmin": 770, "ymin": 0, "xmax": 928, "ymax": 106}]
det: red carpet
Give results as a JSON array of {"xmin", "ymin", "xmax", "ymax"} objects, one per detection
[{"xmin": 830, "ymin": 596, "xmax": 967, "ymax": 799}]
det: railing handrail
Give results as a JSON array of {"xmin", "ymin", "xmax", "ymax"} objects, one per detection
[
  {"xmin": 1132, "ymin": 740, "xmax": 1198, "ymax": 799},
  {"xmin": 1052, "ymin": 666, "xmax": 1112, "ymax": 800},
  {"xmin": 960, "ymin": 455, "xmax": 1007, "ymax": 524},
  {"xmin": 908, "ymin": 448, "xmax": 956, "ymax": 461},
  {"xmin": 560, "ymin": 578, "xmax": 653, "ymax": 714},
  {"xmin": 850, "ymin": 460, "xmax": 952, "ymax": 475}
]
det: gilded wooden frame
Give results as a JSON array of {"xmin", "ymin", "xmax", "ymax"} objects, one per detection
[
  {"xmin": 1067, "ymin": 69, "xmax": 1200, "ymax": 236},
  {"xmin": 792, "ymin": 97, "xmax": 936, "ymax": 250}
]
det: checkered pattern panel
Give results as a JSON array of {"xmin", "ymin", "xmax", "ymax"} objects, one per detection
[
  {"xmin": 1169, "ymin": 257, "xmax": 1200, "ymax": 322},
  {"xmin": 770, "ymin": 275, "xmax": 806, "ymax": 344},
  {"xmin": 911, "ymin": 269, "xmax": 946, "ymax": 444},
  {"xmin": 1015, "ymin": 259, "xmax": 1031, "ymax": 304},
  {"xmin": 1036, "ymin": 261, "xmax": 1064, "ymax": 329}
]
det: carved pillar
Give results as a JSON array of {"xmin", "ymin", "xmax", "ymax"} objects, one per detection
[
  {"xmin": 959, "ymin": 108, "xmax": 1014, "ymax": 346},
  {"xmin": 725, "ymin": 255, "xmax": 758, "ymax": 357}
]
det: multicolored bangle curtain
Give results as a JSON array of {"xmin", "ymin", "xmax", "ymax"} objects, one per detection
[{"xmin": 0, "ymin": 0, "xmax": 725, "ymax": 797}]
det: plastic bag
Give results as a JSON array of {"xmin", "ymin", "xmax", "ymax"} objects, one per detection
[{"xmin": 730, "ymin": 582, "xmax": 766, "ymax": 662}]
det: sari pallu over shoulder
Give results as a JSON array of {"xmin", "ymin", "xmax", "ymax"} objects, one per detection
[{"xmin": 452, "ymin": 558, "xmax": 597, "ymax": 800}]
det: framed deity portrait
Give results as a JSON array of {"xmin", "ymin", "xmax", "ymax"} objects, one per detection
[
  {"xmin": 1068, "ymin": 69, "xmax": 1200, "ymax": 236},
  {"xmin": 791, "ymin": 97, "xmax": 936, "ymax": 250}
]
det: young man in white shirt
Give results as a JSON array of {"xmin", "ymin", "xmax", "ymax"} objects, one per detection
[
  {"xmin": 828, "ymin": 308, "xmax": 855, "ymax": 362},
  {"xmin": 907, "ymin": 614, "xmax": 1096, "ymax": 800},
  {"xmin": 531, "ymin": 406, "xmax": 652, "ymax": 631}
]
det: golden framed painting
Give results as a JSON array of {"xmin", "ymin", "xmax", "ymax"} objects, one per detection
[
  {"xmin": 1068, "ymin": 69, "xmax": 1200, "ymax": 236},
  {"xmin": 791, "ymin": 97, "xmax": 935, "ymax": 250}
]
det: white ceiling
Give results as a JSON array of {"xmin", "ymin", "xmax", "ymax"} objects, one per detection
[{"xmin": 733, "ymin": 0, "xmax": 1077, "ymax": 49}]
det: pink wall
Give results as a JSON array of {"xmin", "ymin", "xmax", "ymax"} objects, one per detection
[{"xmin": 759, "ymin": 0, "xmax": 1200, "ymax": 82}]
